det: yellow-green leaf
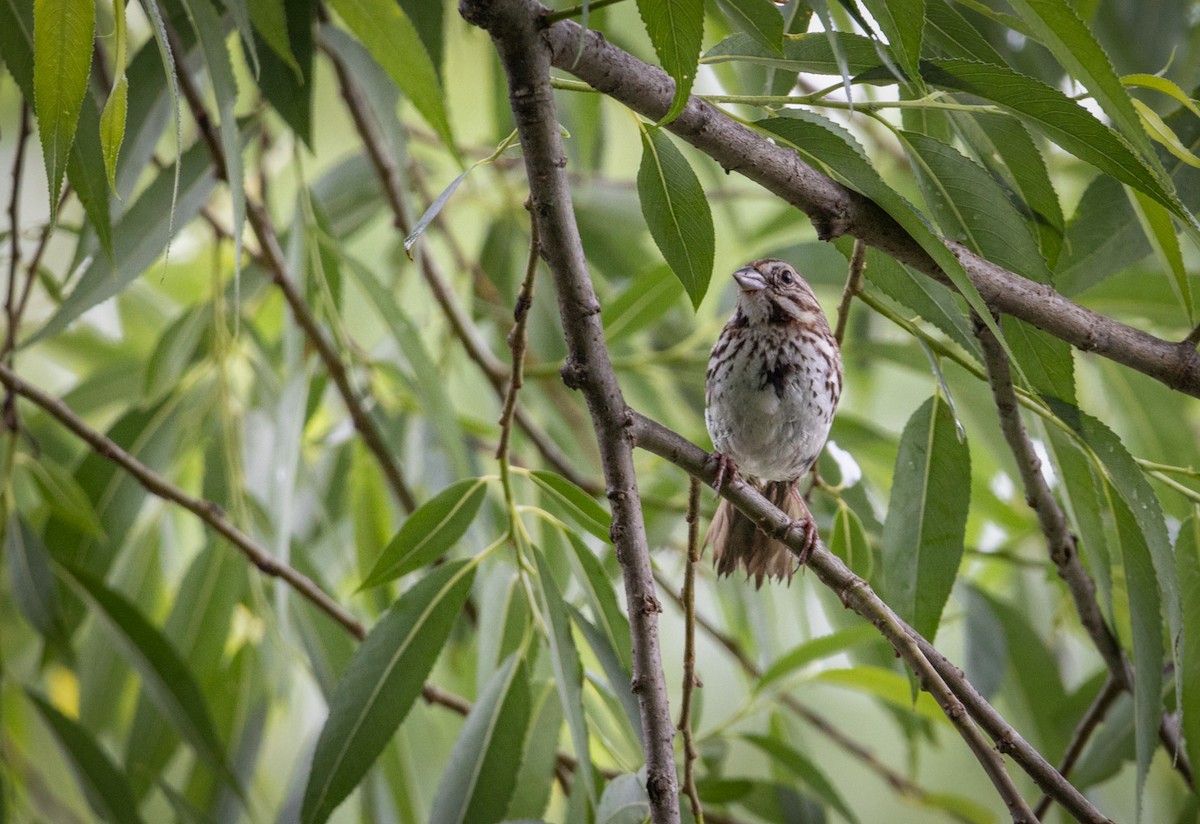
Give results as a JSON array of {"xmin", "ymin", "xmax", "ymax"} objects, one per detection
[{"xmin": 99, "ymin": 75, "xmax": 128, "ymax": 190}]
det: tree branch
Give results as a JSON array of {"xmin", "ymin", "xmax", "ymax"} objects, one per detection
[
  {"xmin": 1034, "ymin": 676, "xmax": 1123, "ymax": 820},
  {"xmin": 530, "ymin": 6, "xmax": 1200, "ymax": 399},
  {"xmin": 833, "ymin": 239, "xmax": 866, "ymax": 347},
  {"xmin": 161, "ymin": 21, "xmax": 417, "ymax": 513},
  {"xmin": 460, "ymin": 0, "xmax": 680, "ymax": 818},
  {"xmin": 678, "ymin": 478, "xmax": 704, "ymax": 824},
  {"xmin": 630, "ymin": 411, "xmax": 1110, "ymax": 824}
]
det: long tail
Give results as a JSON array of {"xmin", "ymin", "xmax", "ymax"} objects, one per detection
[{"xmin": 706, "ymin": 481, "xmax": 804, "ymax": 588}]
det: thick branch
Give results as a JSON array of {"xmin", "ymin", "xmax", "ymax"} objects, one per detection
[
  {"xmin": 460, "ymin": 0, "xmax": 680, "ymax": 818},
  {"xmin": 162, "ymin": 22, "xmax": 417, "ymax": 513},
  {"xmin": 630, "ymin": 411, "xmax": 1110, "ymax": 824},
  {"xmin": 531, "ymin": 7, "xmax": 1200, "ymax": 399}
]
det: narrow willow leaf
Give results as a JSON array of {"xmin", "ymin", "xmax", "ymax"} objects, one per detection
[
  {"xmin": 1004, "ymin": 0, "xmax": 1156, "ymax": 163},
  {"xmin": 1107, "ymin": 488, "xmax": 1162, "ymax": 820},
  {"xmin": 635, "ymin": 0, "xmax": 704, "ymax": 124},
  {"xmin": 99, "ymin": 75, "xmax": 128, "ymax": 190},
  {"xmin": 858, "ymin": 0, "xmax": 923, "ymax": 86},
  {"xmin": 921, "ymin": 59, "xmax": 1193, "ymax": 229},
  {"xmin": 1002, "ymin": 316, "xmax": 1076, "ymax": 403},
  {"xmin": 757, "ymin": 624, "xmax": 877, "ymax": 692},
  {"xmin": 360, "ymin": 479, "xmax": 487, "ymax": 589},
  {"xmin": 602, "ymin": 264, "xmax": 684, "ymax": 344},
  {"xmin": 962, "ymin": 588, "xmax": 1006, "ymax": 700},
  {"xmin": 32, "ymin": 135, "xmax": 221, "ymax": 344},
  {"xmin": 1123, "ymin": 73, "xmax": 1200, "ymax": 118},
  {"xmin": 6, "ymin": 515, "xmax": 65, "ymax": 642},
  {"xmin": 1044, "ymin": 425, "xmax": 1112, "ymax": 614},
  {"xmin": 33, "ymin": 0, "xmax": 94, "ymax": 219},
  {"xmin": 882, "ymin": 394, "xmax": 970, "ymax": 642},
  {"xmin": 814, "ymin": 667, "xmax": 947, "ymax": 722},
  {"xmin": 716, "ymin": 0, "xmax": 783, "ymax": 56},
  {"xmin": 597, "ymin": 773, "xmax": 649, "ymax": 824},
  {"xmin": 428, "ymin": 650, "xmax": 532, "ymax": 824},
  {"xmin": 505, "ymin": 681, "xmax": 562, "ymax": 820},
  {"xmin": 1176, "ymin": 512, "xmax": 1200, "ymax": 792},
  {"xmin": 534, "ymin": 549, "xmax": 595, "ymax": 808},
  {"xmin": 862, "ymin": 249, "xmax": 980, "ymax": 359},
  {"xmin": 246, "ymin": 0, "xmax": 300, "ymax": 76},
  {"xmin": 301, "ymin": 561, "xmax": 476, "ymax": 824},
  {"xmin": 758, "ymin": 111, "xmax": 1008, "ymax": 350},
  {"xmin": 403, "ymin": 168, "xmax": 469, "ymax": 253},
  {"xmin": 22, "ymin": 455, "xmax": 104, "ymax": 538},
  {"xmin": 829, "ymin": 503, "xmax": 873, "ymax": 579},
  {"xmin": 1131, "ymin": 97, "xmax": 1200, "ymax": 170},
  {"xmin": 636, "ymin": 125, "xmax": 715, "ymax": 309},
  {"xmin": 922, "ymin": 0, "xmax": 1006, "ymax": 64},
  {"xmin": 567, "ymin": 604, "xmax": 642, "ymax": 741},
  {"xmin": 326, "ymin": 0, "xmax": 454, "ymax": 149},
  {"xmin": 1128, "ymin": 187, "xmax": 1192, "ymax": 320},
  {"xmin": 742, "ymin": 735, "xmax": 859, "ymax": 823},
  {"xmin": 59, "ymin": 565, "xmax": 234, "ymax": 788},
  {"xmin": 254, "ymin": 0, "xmax": 313, "ymax": 144},
  {"xmin": 1055, "ymin": 175, "xmax": 1149, "ymax": 295},
  {"xmin": 26, "ymin": 692, "xmax": 147, "ymax": 824},
  {"xmin": 530, "ymin": 471, "xmax": 612, "ymax": 543},
  {"xmin": 565, "ymin": 533, "xmax": 631, "ymax": 669},
  {"xmin": 703, "ymin": 31, "xmax": 881, "ymax": 75}
]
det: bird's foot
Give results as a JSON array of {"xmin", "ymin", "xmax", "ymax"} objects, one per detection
[
  {"xmin": 712, "ymin": 452, "xmax": 737, "ymax": 495},
  {"xmin": 794, "ymin": 516, "xmax": 818, "ymax": 566}
]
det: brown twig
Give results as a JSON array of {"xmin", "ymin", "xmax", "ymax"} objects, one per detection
[
  {"xmin": 1033, "ymin": 676, "xmax": 1123, "ymax": 819},
  {"xmin": 537, "ymin": 7, "xmax": 1200, "ymax": 399},
  {"xmin": 630, "ymin": 410, "xmax": 1106, "ymax": 824},
  {"xmin": 833, "ymin": 239, "xmax": 866, "ymax": 347},
  {"xmin": 497, "ymin": 206, "xmax": 539, "ymax": 462},
  {"xmin": 461, "ymin": 0, "xmax": 680, "ymax": 817},
  {"xmin": 678, "ymin": 478, "xmax": 704, "ymax": 824},
  {"xmin": 162, "ymin": 21, "xmax": 416, "ymax": 513},
  {"xmin": 318, "ymin": 28, "xmax": 599, "ymax": 494},
  {"xmin": 4, "ymin": 104, "xmax": 30, "ymax": 431}
]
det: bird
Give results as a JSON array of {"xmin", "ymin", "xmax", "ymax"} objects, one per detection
[{"xmin": 704, "ymin": 259, "xmax": 843, "ymax": 586}]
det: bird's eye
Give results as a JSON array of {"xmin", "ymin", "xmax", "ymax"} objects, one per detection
[{"xmin": 780, "ymin": 271, "xmax": 793, "ymax": 285}]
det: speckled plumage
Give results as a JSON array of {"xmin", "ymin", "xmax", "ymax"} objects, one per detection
[{"xmin": 705, "ymin": 259, "xmax": 842, "ymax": 585}]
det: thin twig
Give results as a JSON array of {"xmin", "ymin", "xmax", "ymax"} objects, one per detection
[
  {"xmin": 497, "ymin": 206, "xmax": 539, "ymax": 463},
  {"xmin": 462, "ymin": 1, "xmax": 681, "ymax": 817},
  {"xmin": 678, "ymin": 478, "xmax": 704, "ymax": 824},
  {"xmin": 162, "ymin": 21, "xmax": 417, "ymax": 513},
  {"xmin": 833, "ymin": 238, "xmax": 866, "ymax": 347},
  {"xmin": 1033, "ymin": 676, "xmax": 1123, "ymax": 820},
  {"xmin": 4, "ymin": 104, "xmax": 30, "ymax": 431},
  {"xmin": 630, "ymin": 410, "xmax": 1105, "ymax": 824}
]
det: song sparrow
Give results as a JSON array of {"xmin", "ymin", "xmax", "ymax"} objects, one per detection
[{"xmin": 705, "ymin": 259, "xmax": 842, "ymax": 586}]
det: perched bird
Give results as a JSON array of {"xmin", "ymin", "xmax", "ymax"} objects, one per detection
[{"xmin": 704, "ymin": 259, "xmax": 843, "ymax": 586}]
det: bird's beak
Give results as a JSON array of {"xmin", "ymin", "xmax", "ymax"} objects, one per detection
[{"xmin": 733, "ymin": 267, "xmax": 767, "ymax": 292}]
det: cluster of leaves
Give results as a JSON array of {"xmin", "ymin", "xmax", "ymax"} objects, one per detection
[{"xmin": 3, "ymin": 0, "xmax": 1200, "ymax": 823}]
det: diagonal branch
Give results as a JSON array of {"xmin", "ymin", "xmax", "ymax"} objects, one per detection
[
  {"xmin": 460, "ymin": 0, "xmax": 680, "ymax": 818},
  {"xmin": 630, "ymin": 410, "xmax": 1110, "ymax": 824},
  {"xmin": 161, "ymin": 21, "xmax": 417, "ymax": 513},
  {"xmin": 529, "ymin": 4, "xmax": 1200, "ymax": 399}
]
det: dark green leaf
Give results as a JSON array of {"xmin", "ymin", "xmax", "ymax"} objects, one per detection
[
  {"xmin": 882, "ymin": 394, "xmax": 970, "ymax": 641},
  {"xmin": 360, "ymin": 479, "xmax": 487, "ymax": 589},
  {"xmin": 254, "ymin": 0, "xmax": 313, "ymax": 145},
  {"xmin": 636, "ymin": 126, "xmax": 715, "ymax": 309},
  {"xmin": 922, "ymin": 0, "xmax": 1005, "ymax": 64},
  {"xmin": 1044, "ymin": 425, "xmax": 1112, "ymax": 614},
  {"xmin": 33, "ymin": 0, "xmax": 94, "ymax": 220},
  {"xmin": 505, "ymin": 681, "xmax": 563, "ymax": 820},
  {"xmin": 5, "ymin": 514, "xmax": 65, "ymax": 642},
  {"xmin": 716, "ymin": 0, "xmax": 783, "ymax": 56},
  {"xmin": 858, "ymin": 0, "xmax": 923, "ymax": 86},
  {"xmin": 1001, "ymin": 316, "xmax": 1076, "ymax": 403},
  {"xmin": 428, "ymin": 650, "xmax": 532, "ymax": 824},
  {"xmin": 302, "ymin": 561, "xmax": 476, "ymax": 824},
  {"xmin": 862, "ymin": 249, "xmax": 980, "ymax": 359},
  {"xmin": 567, "ymin": 604, "xmax": 642, "ymax": 742},
  {"xmin": 326, "ymin": 0, "xmax": 454, "ymax": 150},
  {"xmin": 1176, "ymin": 512, "xmax": 1200, "ymax": 792},
  {"xmin": 1128, "ymin": 188, "xmax": 1191, "ymax": 320},
  {"xmin": 635, "ymin": 0, "xmax": 703, "ymax": 124},
  {"xmin": 22, "ymin": 455, "xmax": 105, "ymax": 538},
  {"xmin": 703, "ymin": 31, "xmax": 882, "ymax": 75},
  {"xmin": 758, "ymin": 624, "xmax": 877, "ymax": 692},
  {"xmin": 26, "ymin": 691, "xmax": 147, "ymax": 824},
  {"xmin": 565, "ymin": 533, "xmax": 631, "ymax": 670},
  {"xmin": 247, "ymin": 0, "xmax": 300, "ymax": 76},
  {"xmin": 742, "ymin": 734, "xmax": 859, "ymax": 823},
  {"xmin": 1055, "ymin": 175, "xmax": 1149, "ymax": 295},
  {"xmin": 100, "ymin": 75, "xmax": 128, "ymax": 190},
  {"xmin": 530, "ymin": 471, "xmax": 612, "ymax": 543}
]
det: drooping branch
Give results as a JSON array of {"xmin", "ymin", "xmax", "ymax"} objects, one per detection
[
  {"xmin": 459, "ymin": 0, "xmax": 680, "ymax": 819},
  {"xmin": 519, "ymin": 2, "xmax": 1200, "ymax": 399},
  {"xmin": 630, "ymin": 411, "xmax": 1110, "ymax": 824}
]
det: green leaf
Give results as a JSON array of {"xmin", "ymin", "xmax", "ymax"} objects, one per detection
[
  {"xmin": 533, "ymin": 549, "xmax": 595, "ymax": 808},
  {"xmin": 505, "ymin": 681, "xmax": 563, "ymax": 820},
  {"xmin": 922, "ymin": 0, "xmax": 1005, "ymax": 65},
  {"xmin": 1122, "ymin": 73, "xmax": 1200, "ymax": 119},
  {"xmin": 326, "ymin": 0, "xmax": 454, "ymax": 150},
  {"xmin": 530, "ymin": 470, "xmax": 612, "ymax": 543},
  {"xmin": 31, "ymin": 136, "xmax": 222, "ymax": 344},
  {"xmin": 742, "ymin": 734, "xmax": 859, "ymax": 823},
  {"xmin": 862, "ymin": 249, "xmax": 980, "ymax": 359},
  {"xmin": 757, "ymin": 624, "xmax": 877, "ymax": 692},
  {"xmin": 858, "ymin": 0, "xmax": 923, "ymax": 86},
  {"xmin": 602, "ymin": 264, "xmax": 685, "ymax": 344},
  {"xmin": 1132, "ymin": 97, "xmax": 1200, "ymax": 171},
  {"xmin": 921, "ymin": 59, "xmax": 1192, "ymax": 228},
  {"xmin": 1106, "ymin": 487, "xmax": 1162, "ymax": 819},
  {"xmin": 21, "ymin": 455, "xmax": 105, "ymax": 538},
  {"xmin": 597, "ymin": 773, "xmax": 649, "ymax": 824},
  {"xmin": 813, "ymin": 666, "xmax": 947, "ymax": 722},
  {"xmin": 359, "ymin": 479, "xmax": 487, "ymax": 590},
  {"xmin": 254, "ymin": 0, "xmax": 313, "ymax": 145},
  {"xmin": 302, "ymin": 561, "xmax": 476, "ymax": 824},
  {"xmin": 635, "ymin": 0, "xmax": 703, "ymax": 124},
  {"xmin": 758, "ymin": 110, "xmax": 1008, "ymax": 349},
  {"xmin": 1044, "ymin": 425, "xmax": 1112, "ymax": 615},
  {"xmin": 5, "ymin": 514, "xmax": 66, "ymax": 643},
  {"xmin": 829, "ymin": 503, "xmax": 873, "ymax": 578},
  {"xmin": 567, "ymin": 604, "xmax": 642, "ymax": 741},
  {"xmin": 1055, "ymin": 175, "xmax": 1149, "ymax": 295},
  {"xmin": 26, "ymin": 691, "xmax": 147, "ymax": 824},
  {"xmin": 58, "ymin": 565, "xmax": 234, "ymax": 789},
  {"xmin": 636, "ymin": 125, "xmax": 715, "ymax": 309},
  {"xmin": 247, "ymin": 0, "xmax": 301, "ymax": 77},
  {"xmin": 702, "ymin": 31, "xmax": 883, "ymax": 75},
  {"xmin": 1001, "ymin": 316, "xmax": 1076, "ymax": 403},
  {"xmin": 881, "ymin": 394, "xmax": 970, "ymax": 641},
  {"xmin": 33, "ymin": 0, "xmax": 94, "ymax": 220},
  {"xmin": 99, "ymin": 75, "xmax": 128, "ymax": 191},
  {"xmin": 1176, "ymin": 512, "xmax": 1200, "ymax": 792},
  {"xmin": 1128, "ymin": 187, "xmax": 1192, "ymax": 321},
  {"xmin": 565, "ymin": 532, "xmax": 631, "ymax": 669},
  {"xmin": 428, "ymin": 650, "xmax": 532, "ymax": 824},
  {"xmin": 716, "ymin": 0, "xmax": 783, "ymax": 56}
]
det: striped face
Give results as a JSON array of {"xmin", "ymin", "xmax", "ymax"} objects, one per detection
[{"xmin": 730, "ymin": 259, "xmax": 825, "ymax": 329}]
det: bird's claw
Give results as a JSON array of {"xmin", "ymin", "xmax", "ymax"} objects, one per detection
[
  {"xmin": 712, "ymin": 452, "xmax": 737, "ymax": 495},
  {"xmin": 795, "ymin": 516, "xmax": 818, "ymax": 566}
]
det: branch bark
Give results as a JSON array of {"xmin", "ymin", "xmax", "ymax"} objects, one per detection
[
  {"xmin": 526, "ymin": 4, "xmax": 1200, "ymax": 399},
  {"xmin": 459, "ymin": 0, "xmax": 680, "ymax": 819}
]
